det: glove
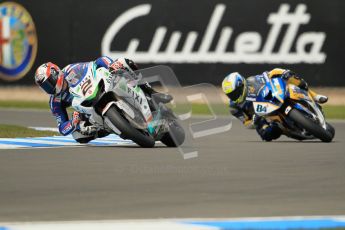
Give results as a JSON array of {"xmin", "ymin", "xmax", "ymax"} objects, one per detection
[
  {"xmin": 281, "ymin": 70, "xmax": 296, "ymax": 80},
  {"xmin": 72, "ymin": 111, "xmax": 81, "ymax": 127},
  {"xmin": 253, "ymin": 114, "xmax": 265, "ymax": 127},
  {"xmin": 109, "ymin": 60, "xmax": 126, "ymax": 74},
  {"xmin": 298, "ymin": 78, "xmax": 309, "ymax": 91},
  {"xmin": 109, "ymin": 58, "xmax": 138, "ymax": 72},
  {"xmin": 281, "ymin": 70, "xmax": 309, "ymax": 91},
  {"xmin": 109, "ymin": 58, "xmax": 138, "ymax": 81},
  {"xmin": 79, "ymin": 121, "xmax": 98, "ymax": 136}
]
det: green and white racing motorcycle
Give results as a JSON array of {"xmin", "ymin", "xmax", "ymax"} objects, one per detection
[{"xmin": 69, "ymin": 63, "xmax": 185, "ymax": 148}]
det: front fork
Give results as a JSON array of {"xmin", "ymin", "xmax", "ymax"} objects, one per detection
[
  {"xmin": 281, "ymin": 100, "xmax": 327, "ymax": 130},
  {"xmin": 147, "ymin": 103, "xmax": 176, "ymax": 138}
]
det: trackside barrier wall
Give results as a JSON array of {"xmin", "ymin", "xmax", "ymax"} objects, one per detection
[{"xmin": 1, "ymin": 0, "xmax": 344, "ymax": 86}]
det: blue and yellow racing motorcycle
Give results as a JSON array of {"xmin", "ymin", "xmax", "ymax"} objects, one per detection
[{"xmin": 251, "ymin": 76, "xmax": 335, "ymax": 142}]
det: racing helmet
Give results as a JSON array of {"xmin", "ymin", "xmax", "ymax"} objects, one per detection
[
  {"xmin": 222, "ymin": 72, "xmax": 247, "ymax": 104},
  {"xmin": 34, "ymin": 62, "xmax": 64, "ymax": 95}
]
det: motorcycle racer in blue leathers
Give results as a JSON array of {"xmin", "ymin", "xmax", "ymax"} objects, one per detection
[
  {"xmin": 221, "ymin": 68, "xmax": 328, "ymax": 141},
  {"xmin": 34, "ymin": 57, "xmax": 172, "ymax": 143}
]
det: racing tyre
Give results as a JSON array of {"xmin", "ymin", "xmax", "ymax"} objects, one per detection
[
  {"xmin": 288, "ymin": 108, "xmax": 334, "ymax": 142},
  {"xmin": 105, "ymin": 105, "xmax": 155, "ymax": 148},
  {"xmin": 160, "ymin": 120, "xmax": 185, "ymax": 147}
]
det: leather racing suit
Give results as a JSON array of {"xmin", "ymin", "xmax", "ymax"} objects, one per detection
[
  {"xmin": 230, "ymin": 68, "xmax": 317, "ymax": 141},
  {"xmin": 49, "ymin": 56, "xmax": 113, "ymax": 143}
]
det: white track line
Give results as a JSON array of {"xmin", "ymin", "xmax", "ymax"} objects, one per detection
[{"xmin": 0, "ymin": 138, "xmax": 78, "ymax": 146}]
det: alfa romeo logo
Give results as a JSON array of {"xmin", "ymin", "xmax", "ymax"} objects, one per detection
[{"xmin": 0, "ymin": 2, "xmax": 37, "ymax": 81}]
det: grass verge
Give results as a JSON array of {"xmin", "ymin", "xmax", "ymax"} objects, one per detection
[
  {"xmin": 322, "ymin": 105, "xmax": 345, "ymax": 120},
  {"xmin": 0, "ymin": 100, "xmax": 49, "ymax": 109},
  {"xmin": 0, "ymin": 124, "xmax": 59, "ymax": 138},
  {"xmin": 170, "ymin": 103, "xmax": 345, "ymax": 119},
  {"xmin": 1, "ymin": 100, "xmax": 344, "ymax": 119}
]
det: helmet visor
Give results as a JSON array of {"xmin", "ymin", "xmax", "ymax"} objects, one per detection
[
  {"xmin": 226, "ymin": 84, "xmax": 244, "ymax": 101},
  {"xmin": 40, "ymin": 69, "xmax": 59, "ymax": 94}
]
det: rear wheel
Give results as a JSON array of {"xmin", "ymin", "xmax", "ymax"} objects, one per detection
[
  {"xmin": 160, "ymin": 120, "xmax": 185, "ymax": 147},
  {"xmin": 288, "ymin": 108, "xmax": 334, "ymax": 142},
  {"xmin": 105, "ymin": 105, "xmax": 155, "ymax": 148}
]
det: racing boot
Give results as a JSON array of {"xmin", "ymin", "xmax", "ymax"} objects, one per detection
[
  {"xmin": 96, "ymin": 129, "xmax": 111, "ymax": 138},
  {"xmin": 256, "ymin": 121, "xmax": 282, "ymax": 142},
  {"xmin": 140, "ymin": 82, "xmax": 173, "ymax": 104},
  {"xmin": 309, "ymin": 89, "xmax": 328, "ymax": 104},
  {"xmin": 73, "ymin": 128, "xmax": 109, "ymax": 144}
]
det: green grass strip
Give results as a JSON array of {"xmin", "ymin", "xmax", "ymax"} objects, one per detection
[
  {"xmin": 170, "ymin": 103, "xmax": 345, "ymax": 119},
  {"xmin": 0, "ymin": 124, "xmax": 59, "ymax": 138},
  {"xmin": 1, "ymin": 100, "xmax": 344, "ymax": 119},
  {"xmin": 0, "ymin": 100, "xmax": 49, "ymax": 109},
  {"xmin": 322, "ymin": 105, "xmax": 345, "ymax": 120}
]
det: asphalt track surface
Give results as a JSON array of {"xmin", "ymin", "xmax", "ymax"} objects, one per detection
[{"xmin": 0, "ymin": 108, "xmax": 344, "ymax": 222}]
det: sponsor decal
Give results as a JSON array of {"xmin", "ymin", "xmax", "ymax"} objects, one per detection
[
  {"xmin": 34, "ymin": 64, "xmax": 48, "ymax": 84},
  {"xmin": 256, "ymin": 104, "xmax": 268, "ymax": 113},
  {"xmin": 262, "ymin": 87, "xmax": 269, "ymax": 98},
  {"xmin": 65, "ymin": 71, "xmax": 79, "ymax": 85},
  {"xmin": 248, "ymin": 86, "xmax": 255, "ymax": 94},
  {"xmin": 53, "ymin": 97, "xmax": 61, "ymax": 103},
  {"xmin": 110, "ymin": 61, "xmax": 124, "ymax": 71},
  {"xmin": 103, "ymin": 4, "xmax": 326, "ymax": 64},
  {"xmin": 246, "ymin": 96, "xmax": 256, "ymax": 102},
  {"xmin": 127, "ymin": 86, "xmax": 143, "ymax": 104},
  {"xmin": 81, "ymin": 77, "xmax": 93, "ymax": 96},
  {"xmin": 62, "ymin": 123, "xmax": 73, "ymax": 133},
  {"xmin": 285, "ymin": 105, "xmax": 292, "ymax": 114},
  {"xmin": 0, "ymin": 2, "xmax": 37, "ymax": 81}
]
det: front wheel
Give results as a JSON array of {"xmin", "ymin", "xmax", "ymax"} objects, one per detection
[
  {"xmin": 287, "ymin": 108, "xmax": 334, "ymax": 142},
  {"xmin": 105, "ymin": 105, "xmax": 155, "ymax": 148},
  {"xmin": 160, "ymin": 120, "xmax": 185, "ymax": 147},
  {"xmin": 326, "ymin": 122, "xmax": 335, "ymax": 139}
]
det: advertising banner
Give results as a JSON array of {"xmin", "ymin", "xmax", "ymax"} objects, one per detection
[{"xmin": 1, "ymin": 0, "xmax": 344, "ymax": 86}]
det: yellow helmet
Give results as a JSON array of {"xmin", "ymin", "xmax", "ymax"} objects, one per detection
[{"xmin": 222, "ymin": 72, "xmax": 247, "ymax": 104}]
